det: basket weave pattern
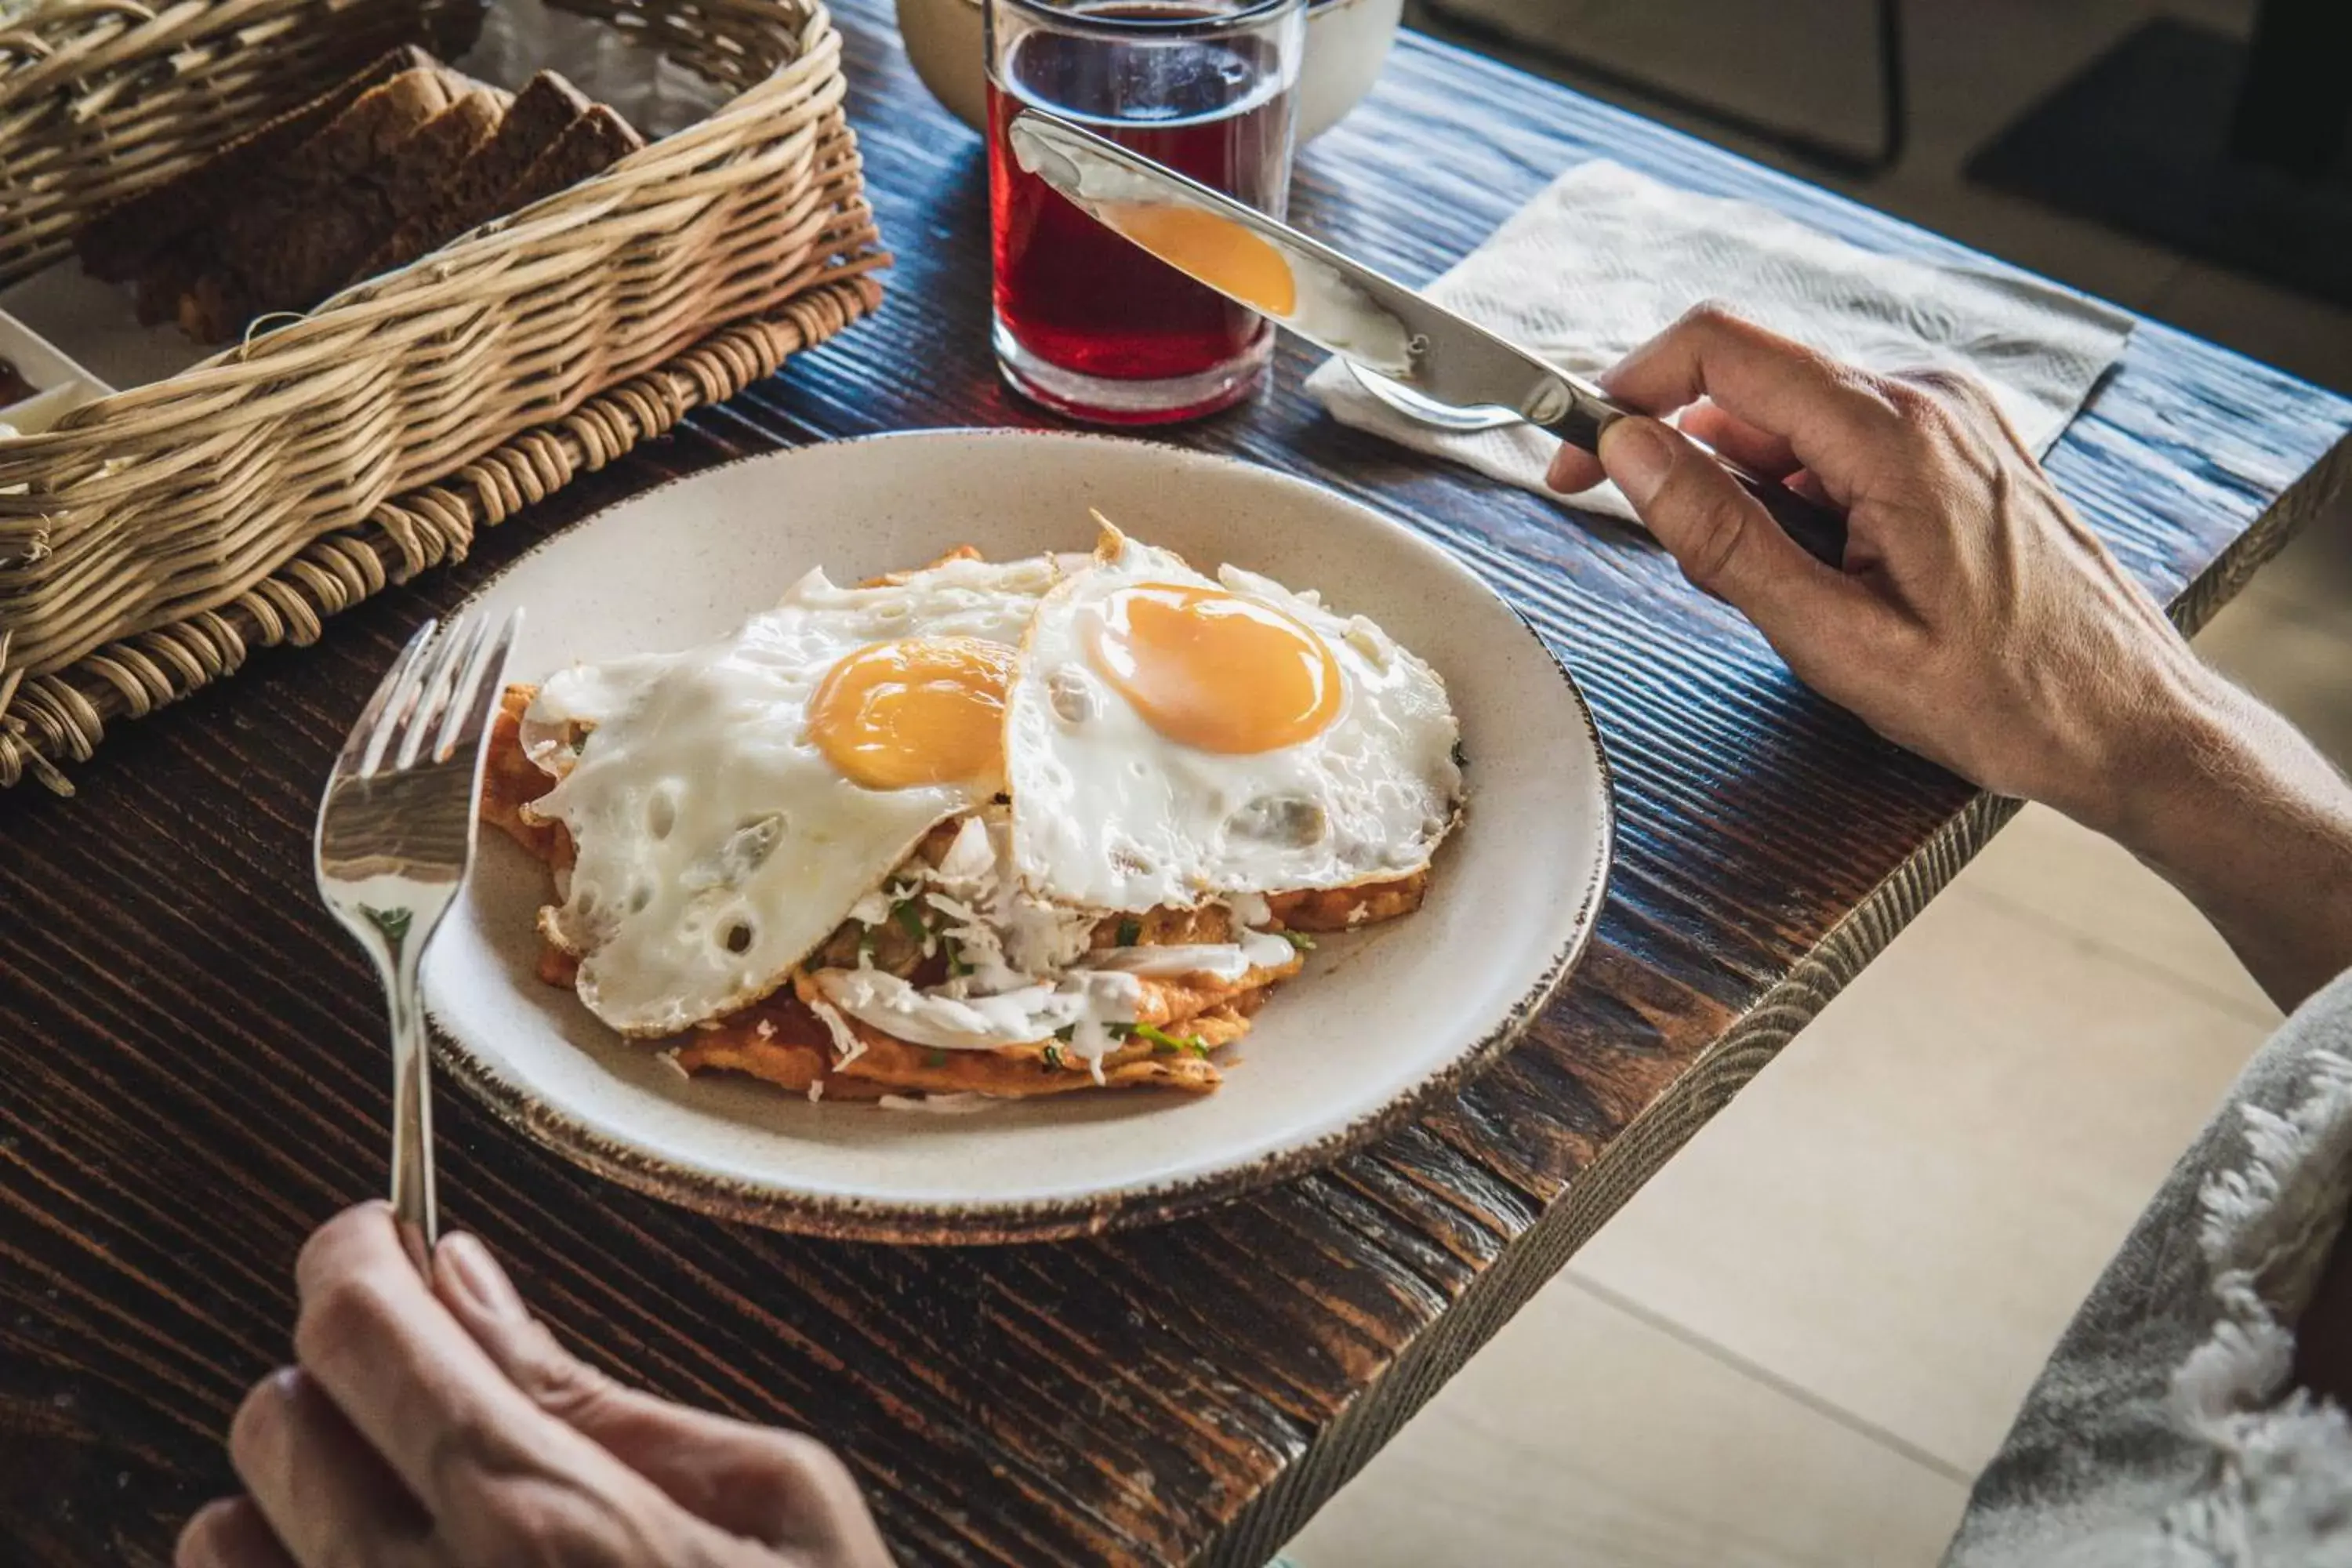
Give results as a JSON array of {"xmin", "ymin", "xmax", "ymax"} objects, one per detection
[{"xmin": 0, "ymin": 0, "xmax": 887, "ymax": 791}]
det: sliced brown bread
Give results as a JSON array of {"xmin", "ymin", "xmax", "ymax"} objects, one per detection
[
  {"xmin": 141, "ymin": 63, "xmax": 463, "ymax": 334},
  {"xmin": 506, "ymin": 103, "xmax": 644, "ymax": 212},
  {"xmin": 105, "ymin": 57, "xmax": 642, "ymax": 344},
  {"xmin": 384, "ymin": 89, "xmax": 510, "ymax": 223},
  {"xmin": 171, "ymin": 66, "xmax": 486, "ymax": 342},
  {"xmin": 76, "ymin": 45, "xmax": 437, "ymax": 284},
  {"xmin": 270, "ymin": 64, "xmax": 463, "ymax": 188},
  {"xmin": 359, "ymin": 72, "xmax": 592, "ymax": 279}
]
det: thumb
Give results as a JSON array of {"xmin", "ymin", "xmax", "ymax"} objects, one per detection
[
  {"xmin": 433, "ymin": 1233, "xmax": 884, "ymax": 1559},
  {"xmin": 1602, "ymin": 416, "xmax": 1852, "ymax": 636}
]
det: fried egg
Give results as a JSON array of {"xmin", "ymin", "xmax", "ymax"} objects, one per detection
[
  {"xmin": 1004, "ymin": 524, "xmax": 1462, "ymax": 912},
  {"xmin": 521, "ymin": 554, "xmax": 1058, "ymax": 1036}
]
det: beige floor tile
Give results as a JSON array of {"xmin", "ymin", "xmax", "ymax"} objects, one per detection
[
  {"xmin": 2197, "ymin": 579, "xmax": 2352, "ymax": 775},
  {"xmin": 1960, "ymin": 807, "xmax": 2278, "ymax": 1025},
  {"xmin": 1427, "ymin": 0, "xmax": 2216, "ymax": 169},
  {"xmin": 1280, "ymin": 1276, "xmax": 1970, "ymax": 1568},
  {"xmin": 1403, "ymin": 0, "xmax": 2204, "ymax": 312},
  {"xmin": 2237, "ymin": 486, "xmax": 2352, "ymax": 632},
  {"xmin": 2147, "ymin": 263, "xmax": 2352, "ymax": 396},
  {"xmin": 1565, "ymin": 881, "xmax": 2271, "ymax": 1475},
  {"xmin": 1442, "ymin": 0, "xmax": 1894, "ymax": 154}
]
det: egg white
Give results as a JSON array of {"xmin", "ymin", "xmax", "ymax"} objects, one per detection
[
  {"xmin": 1004, "ymin": 527, "xmax": 1464, "ymax": 913},
  {"xmin": 521, "ymin": 554, "xmax": 1058, "ymax": 1038}
]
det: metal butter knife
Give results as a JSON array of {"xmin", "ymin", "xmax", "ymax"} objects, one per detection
[{"xmin": 1007, "ymin": 110, "xmax": 1849, "ymax": 570}]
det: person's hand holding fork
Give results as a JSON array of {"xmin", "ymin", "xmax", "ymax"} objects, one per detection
[{"xmin": 178, "ymin": 1203, "xmax": 894, "ymax": 1568}]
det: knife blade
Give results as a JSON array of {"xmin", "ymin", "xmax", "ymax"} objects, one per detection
[{"xmin": 1007, "ymin": 109, "xmax": 1848, "ymax": 570}]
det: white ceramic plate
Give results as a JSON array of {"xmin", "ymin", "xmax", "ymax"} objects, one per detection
[{"xmin": 425, "ymin": 430, "xmax": 1613, "ymax": 1241}]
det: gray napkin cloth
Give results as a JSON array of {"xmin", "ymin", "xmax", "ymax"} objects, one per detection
[{"xmin": 1305, "ymin": 161, "xmax": 2134, "ymax": 520}]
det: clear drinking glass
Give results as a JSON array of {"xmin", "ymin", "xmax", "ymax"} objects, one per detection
[{"xmin": 985, "ymin": 0, "xmax": 1305, "ymax": 424}]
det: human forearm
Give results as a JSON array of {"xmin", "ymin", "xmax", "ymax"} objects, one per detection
[
  {"xmin": 2090, "ymin": 666, "xmax": 2352, "ymax": 1013},
  {"xmin": 1548, "ymin": 308, "xmax": 2352, "ymax": 1013}
]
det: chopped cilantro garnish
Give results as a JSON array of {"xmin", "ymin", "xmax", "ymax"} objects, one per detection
[
  {"xmin": 1279, "ymin": 930, "xmax": 1316, "ymax": 951},
  {"xmin": 1115, "ymin": 917, "xmax": 1142, "ymax": 947},
  {"xmin": 1126, "ymin": 1021, "xmax": 1209, "ymax": 1057},
  {"xmin": 892, "ymin": 899, "xmax": 927, "ymax": 943},
  {"xmin": 1041, "ymin": 1044, "xmax": 1064, "ymax": 1070},
  {"xmin": 925, "ymin": 1048, "xmax": 948, "ymax": 1069},
  {"xmin": 944, "ymin": 937, "xmax": 971, "ymax": 977}
]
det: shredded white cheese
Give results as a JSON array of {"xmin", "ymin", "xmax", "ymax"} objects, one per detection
[
  {"xmin": 877, "ymin": 1092, "xmax": 996, "ymax": 1114},
  {"xmin": 808, "ymin": 994, "xmax": 866, "ymax": 1069},
  {"xmin": 811, "ymin": 966, "xmax": 1142, "ymax": 1052}
]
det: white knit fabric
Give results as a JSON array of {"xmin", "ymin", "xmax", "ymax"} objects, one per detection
[
  {"xmin": 1944, "ymin": 974, "xmax": 2352, "ymax": 1568},
  {"xmin": 1304, "ymin": 161, "xmax": 2136, "ymax": 521}
]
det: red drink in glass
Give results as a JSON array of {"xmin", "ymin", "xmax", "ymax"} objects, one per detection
[{"xmin": 985, "ymin": 0, "xmax": 1302, "ymax": 423}]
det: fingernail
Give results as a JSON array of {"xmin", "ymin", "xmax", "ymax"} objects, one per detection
[
  {"xmin": 1600, "ymin": 418, "xmax": 1676, "ymax": 507},
  {"xmin": 175, "ymin": 1497, "xmax": 241, "ymax": 1568},
  {"xmin": 438, "ymin": 1232, "xmax": 525, "ymax": 1323},
  {"xmin": 1543, "ymin": 445, "xmax": 1586, "ymax": 493}
]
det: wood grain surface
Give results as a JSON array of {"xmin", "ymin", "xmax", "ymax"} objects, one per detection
[{"xmin": 3, "ymin": 6, "xmax": 2349, "ymax": 1564}]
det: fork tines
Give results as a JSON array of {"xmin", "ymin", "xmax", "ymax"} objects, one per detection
[{"xmin": 338, "ymin": 608, "xmax": 521, "ymax": 786}]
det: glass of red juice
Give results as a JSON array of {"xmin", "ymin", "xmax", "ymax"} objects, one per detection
[{"xmin": 985, "ymin": 0, "xmax": 1305, "ymax": 424}]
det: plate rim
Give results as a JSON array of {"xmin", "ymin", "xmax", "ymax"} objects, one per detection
[{"xmin": 427, "ymin": 426, "xmax": 1617, "ymax": 1243}]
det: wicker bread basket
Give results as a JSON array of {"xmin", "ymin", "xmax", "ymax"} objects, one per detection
[{"xmin": 0, "ymin": 0, "xmax": 887, "ymax": 792}]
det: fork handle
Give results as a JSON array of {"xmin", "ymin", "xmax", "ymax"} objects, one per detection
[{"xmin": 387, "ymin": 956, "xmax": 437, "ymax": 1272}]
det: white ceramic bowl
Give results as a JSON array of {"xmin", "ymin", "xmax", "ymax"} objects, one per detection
[
  {"xmin": 898, "ymin": 0, "xmax": 1400, "ymax": 145},
  {"xmin": 424, "ymin": 430, "xmax": 1613, "ymax": 1242}
]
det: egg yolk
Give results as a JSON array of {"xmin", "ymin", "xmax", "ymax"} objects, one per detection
[
  {"xmin": 1084, "ymin": 584, "xmax": 1341, "ymax": 754},
  {"xmin": 808, "ymin": 637, "xmax": 1018, "ymax": 790},
  {"xmin": 1106, "ymin": 205, "xmax": 1298, "ymax": 318}
]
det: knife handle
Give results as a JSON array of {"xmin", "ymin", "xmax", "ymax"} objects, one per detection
[
  {"xmin": 1727, "ymin": 464, "xmax": 1848, "ymax": 571},
  {"xmin": 1549, "ymin": 403, "xmax": 1848, "ymax": 572}
]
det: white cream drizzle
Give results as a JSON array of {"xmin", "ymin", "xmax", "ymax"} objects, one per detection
[
  {"xmin": 1091, "ymin": 927, "xmax": 1297, "ymax": 981},
  {"xmin": 812, "ymin": 967, "xmax": 1143, "ymax": 1054},
  {"xmin": 807, "ymin": 806, "xmax": 1300, "ymax": 1083}
]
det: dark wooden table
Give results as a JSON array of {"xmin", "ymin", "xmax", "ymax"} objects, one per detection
[{"xmin": 5, "ymin": 5, "xmax": 2349, "ymax": 1563}]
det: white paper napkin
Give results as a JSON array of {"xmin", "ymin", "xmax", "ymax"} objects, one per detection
[{"xmin": 1305, "ymin": 161, "xmax": 2134, "ymax": 520}]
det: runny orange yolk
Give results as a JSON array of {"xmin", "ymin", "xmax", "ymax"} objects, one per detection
[
  {"xmin": 1083, "ymin": 583, "xmax": 1341, "ymax": 754},
  {"xmin": 1107, "ymin": 205, "xmax": 1298, "ymax": 318},
  {"xmin": 808, "ymin": 637, "xmax": 1018, "ymax": 789}
]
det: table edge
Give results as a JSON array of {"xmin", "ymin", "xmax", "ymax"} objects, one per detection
[{"xmin": 1194, "ymin": 427, "xmax": 2352, "ymax": 1566}]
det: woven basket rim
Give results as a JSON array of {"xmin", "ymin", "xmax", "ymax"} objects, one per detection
[
  {"xmin": 0, "ymin": 0, "xmax": 889, "ymax": 789},
  {"xmin": 1, "ymin": 2, "xmax": 847, "ymax": 447}
]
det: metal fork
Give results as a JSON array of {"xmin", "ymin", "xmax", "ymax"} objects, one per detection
[{"xmin": 314, "ymin": 608, "xmax": 521, "ymax": 1270}]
